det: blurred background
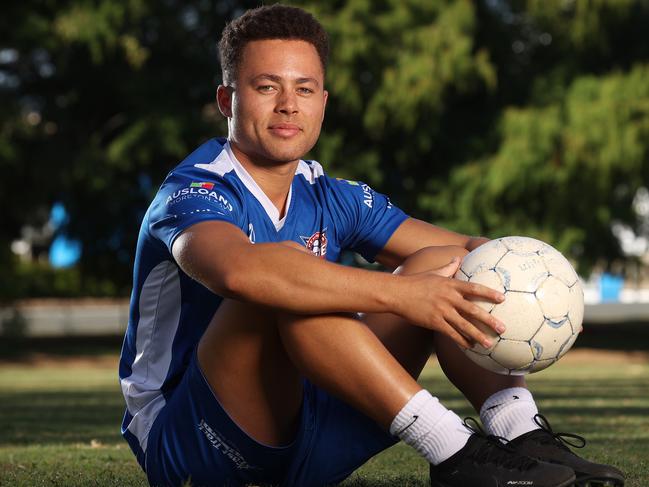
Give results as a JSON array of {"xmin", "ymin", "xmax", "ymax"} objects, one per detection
[
  {"xmin": 1, "ymin": 0, "xmax": 648, "ymax": 337},
  {"xmin": 1, "ymin": 2, "xmax": 648, "ymax": 485}
]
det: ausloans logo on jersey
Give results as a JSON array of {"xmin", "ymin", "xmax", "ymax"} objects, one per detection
[
  {"xmin": 165, "ymin": 181, "xmax": 233, "ymax": 212},
  {"xmin": 335, "ymin": 178, "xmax": 374, "ymax": 208}
]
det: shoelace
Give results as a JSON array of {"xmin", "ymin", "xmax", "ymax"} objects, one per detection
[
  {"xmin": 532, "ymin": 414, "xmax": 587, "ymax": 450},
  {"xmin": 463, "ymin": 418, "xmax": 537, "ymax": 471}
]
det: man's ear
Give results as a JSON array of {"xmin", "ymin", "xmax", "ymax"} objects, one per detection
[
  {"xmin": 216, "ymin": 85, "xmax": 233, "ymax": 118},
  {"xmin": 321, "ymin": 89, "xmax": 328, "ymax": 122}
]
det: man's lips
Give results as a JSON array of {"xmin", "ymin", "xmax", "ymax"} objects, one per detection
[{"xmin": 269, "ymin": 123, "xmax": 301, "ymax": 137}]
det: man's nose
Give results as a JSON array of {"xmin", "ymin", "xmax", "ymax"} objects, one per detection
[{"xmin": 275, "ymin": 89, "xmax": 298, "ymax": 115}]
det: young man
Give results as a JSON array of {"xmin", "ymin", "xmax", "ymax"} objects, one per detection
[{"xmin": 119, "ymin": 5, "xmax": 624, "ymax": 487}]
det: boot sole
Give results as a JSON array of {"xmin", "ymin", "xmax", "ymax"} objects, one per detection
[{"xmin": 430, "ymin": 473, "xmax": 576, "ymax": 487}]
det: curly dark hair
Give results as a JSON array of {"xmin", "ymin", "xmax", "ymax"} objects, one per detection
[{"xmin": 218, "ymin": 4, "xmax": 329, "ymax": 85}]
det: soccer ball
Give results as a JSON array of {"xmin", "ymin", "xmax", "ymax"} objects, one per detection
[{"xmin": 455, "ymin": 236, "xmax": 584, "ymax": 375}]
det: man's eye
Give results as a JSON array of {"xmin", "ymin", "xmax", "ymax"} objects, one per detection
[
  {"xmin": 257, "ymin": 85, "xmax": 275, "ymax": 92},
  {"xmin": 297, "ymin": 87, "xmax": 314, "ymax": 94}
]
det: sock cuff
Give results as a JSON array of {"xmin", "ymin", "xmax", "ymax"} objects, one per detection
[
  {"xmin": 417, "ymin": 409, "xmax": 471, "ymax": 464},
  {"xmin": 480, "ymin": 387, "xmax": 534, "ymax": 417},
  {"xmin": 390, "ymin": 395, "xmax": 471, "ymax": 465},
  {"xmin": 479, "ymin": 387, "xmax": 539, "ymax": 440},
  {"xmin": 389, "ymin": 389, "xmax": 445, "ymax": 436}
]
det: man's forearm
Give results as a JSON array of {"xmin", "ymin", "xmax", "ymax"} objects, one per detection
[
  {"xmin": 175, "ymin": 222, "xmax": 505, "ymax": 347},
  {"xmin": 374, "ymin": 218, "xmax": 487, "ymax": 269},
  {"xmin": 212, "ymin": 242, "xmax": 400, "ymax": 315}
]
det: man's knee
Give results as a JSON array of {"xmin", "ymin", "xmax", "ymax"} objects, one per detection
[{"xmin": 396, "ymin": 245, "xmax": 468, "ymax": 275}]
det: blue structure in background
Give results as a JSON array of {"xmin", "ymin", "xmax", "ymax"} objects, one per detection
[
  {"xmin": 48, "ymin": 202, "xmax": 82, "ymax": 268},
  {"xmin": 50, "ymin": 236, "xmax": 81, "ymax": 267},
  {"xmin": 599, "ymin": 272, "xmax": 624, "ymax": 302}
]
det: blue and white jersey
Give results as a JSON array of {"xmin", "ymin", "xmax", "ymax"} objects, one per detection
[{"xmin": 119, "ymin": 138, "xmax": 408, "ymax": 462}]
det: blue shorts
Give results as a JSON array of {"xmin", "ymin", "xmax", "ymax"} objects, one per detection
[{"xmin": 144, "ymin": 351, "xmax": 398, "ymax": 487}]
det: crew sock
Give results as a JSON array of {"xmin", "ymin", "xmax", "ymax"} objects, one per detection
[
  {"xmin": 389, "ymin": 389, "xmax": 471, "ymax": 465},
  {"xmin": 480, "ymin": 387, "xmax": 540, "ymax": 440}
]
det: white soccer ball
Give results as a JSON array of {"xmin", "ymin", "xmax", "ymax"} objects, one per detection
[{"xmin": 455, "ymin": 236, "xmax": 584, "ymax": 375}]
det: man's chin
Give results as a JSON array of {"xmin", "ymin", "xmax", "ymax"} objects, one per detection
[
  {"xmin": 230, "ymin": 138, "xmax": 315, "ymax": 166},
  {"xmin": 261, "ymin": 144, "xmax": 312, "ymax": 165}
]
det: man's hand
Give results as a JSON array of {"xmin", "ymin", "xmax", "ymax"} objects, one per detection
[{"xmin": 393, "ymin": 257, "xmax": 506, "ymax": 350}]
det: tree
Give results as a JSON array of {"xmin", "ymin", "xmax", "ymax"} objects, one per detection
[
  {"xmin": 300, "ymin": 0, "xmax": 649, "ymax": 272},
  {"xmin": 1, "ymin": 0, "xmax": 648, "ymax": 298},
  {"xmin": 0, "ymin": 0, "xmax": 258, "ymax": 297}
]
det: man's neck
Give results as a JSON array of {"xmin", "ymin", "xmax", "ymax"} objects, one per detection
[{"xmin": 228, "ymin": 142, "xmax": 298, "ymax": 218}]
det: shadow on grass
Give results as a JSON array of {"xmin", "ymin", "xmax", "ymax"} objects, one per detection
[
  {"xmin": 0, "ymin": 320, "xmax": 647, "ymax": 362},
  {"xmin": 0, "ymin": 389, "xmax": 125, "ymax": 446},
  {"xmin": 428, "ymin": 384, "xmax": 649, "ymax": 404},
  {"xmin": 2, "ymin": 375, "xmax": 646, "ymax": 447},
  {"xmin": 0, "ymin": 325, "xmax": 646, "ymax": 455},
  {"xmin": 575, "ymin": 321, "xmax": 649, "ymax": 351},
  {"xmin": 423, "ymin": 378, "xmax": 648, "ymax": 401},
  {"xmin": 0, "ymin": 335, "xmax": 123, "ymax": 361}
]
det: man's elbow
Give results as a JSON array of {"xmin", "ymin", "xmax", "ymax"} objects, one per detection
[
  {"xmin": 174, "ymin": 252, "xmax": 244, "ymax": 298},
  {"xmin": 218, "ymin": 266, "xmax": 245, "ymax": 298}
]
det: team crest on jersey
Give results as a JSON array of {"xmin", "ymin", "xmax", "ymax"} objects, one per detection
[{"xmin": 300, "ymin": 229, "xmax": 328, "ymax": 257}]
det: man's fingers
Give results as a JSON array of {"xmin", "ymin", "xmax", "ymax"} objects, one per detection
[
  {"xmin": 461, "ymin": 302, "xmax": 506, "ymax": 334},
  {"xmin": 442, "ymin": 325, "xmax": 473, "ymax": 349},
  {"xmin": 447, "ymin": 310, "xmax": 492, "ymax": 349},
  {"xmin": 432, "ymin": 257, "xmax": 461, "ymax": 278},
  {"xmin": 458, "ymin": 280, "xmax": 505, "ymax": 304}
]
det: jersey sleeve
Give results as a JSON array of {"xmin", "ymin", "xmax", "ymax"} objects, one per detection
[
  {"xmin": 329, "ymin": 177, "xmax": 408, "ymax": 262},
  {"xmin": 147, "ymin": 173, "xmax": 244, "ymax": 252}
]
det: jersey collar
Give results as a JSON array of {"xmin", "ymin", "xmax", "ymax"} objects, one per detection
[{"xmin": 224, "ymin": 142, "xmax": 292, "ymax": 232}]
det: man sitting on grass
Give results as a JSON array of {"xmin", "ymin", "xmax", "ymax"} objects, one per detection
[{"xmin": 119, "ymin": 5, "xmax": 624, "ymax": 486}]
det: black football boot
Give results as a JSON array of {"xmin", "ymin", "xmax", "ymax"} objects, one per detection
[
  {"xmin": 429, "ymin": 418, "xmax": 575, "ymax": 487},
  {"xmin": 510, "ymin": 414, "xmax": 625, "ymax": 487}
]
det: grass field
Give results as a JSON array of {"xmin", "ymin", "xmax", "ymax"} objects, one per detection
[{"xmin": 0, "ymin": 345, "xmax": 647, "ymax": 486}]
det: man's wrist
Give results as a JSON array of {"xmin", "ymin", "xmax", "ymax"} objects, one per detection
[
  {"xmin": 373, "ymin": 271, "xmax": 403, "ymax": 314},
  {"xmin": 465, "ymin": 236, "xmax": 490, "ymax": 252}
]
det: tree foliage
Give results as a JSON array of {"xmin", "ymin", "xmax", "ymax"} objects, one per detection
[
  {"xmin": 431, "ymin": 65, "xmax": 649, "ymax": 270},
  {"xmin": 303, "ymin": 0, "xmax": 649, "ymax": 272},
  {"xmin": 1, "ymin": 0, "xmax": 648, "ymax": 297},
  {"xmin": 1, "ymin": 0, "xmax": 258, "ymax": 297}
]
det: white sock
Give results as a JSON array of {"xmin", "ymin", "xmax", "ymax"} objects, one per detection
[
  {"xmin": 389, "ymin": 389, "xmax": 472, "ymax": 465},
  {"xmin": 480, "ymin": 387, "xmax": 540, "ymax": 440}
]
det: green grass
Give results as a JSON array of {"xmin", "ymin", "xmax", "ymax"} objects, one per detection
[{"xmin": 0, "ymin": 353, "xmax": 648, "ymax": 486}]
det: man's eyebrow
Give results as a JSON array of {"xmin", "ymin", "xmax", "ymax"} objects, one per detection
[
  {"xmin": 297, "ymin": 77, "xmax": 320, "ymax": 87},
  {"xmin": 252, "ymin": 74, "xmax": 320, "ymax": 87},
  {"xmin": 253, "ymin": 73, "xmax": 282, "ymax": 83}
]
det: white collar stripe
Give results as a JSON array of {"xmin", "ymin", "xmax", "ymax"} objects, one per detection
[
  {"xmin": 224, "ymin": 143, "xmax": 288, "ymax": 230},
  {"xmin": 193, "ymin": 141, "xmax": 324, "ymax": 231}
]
